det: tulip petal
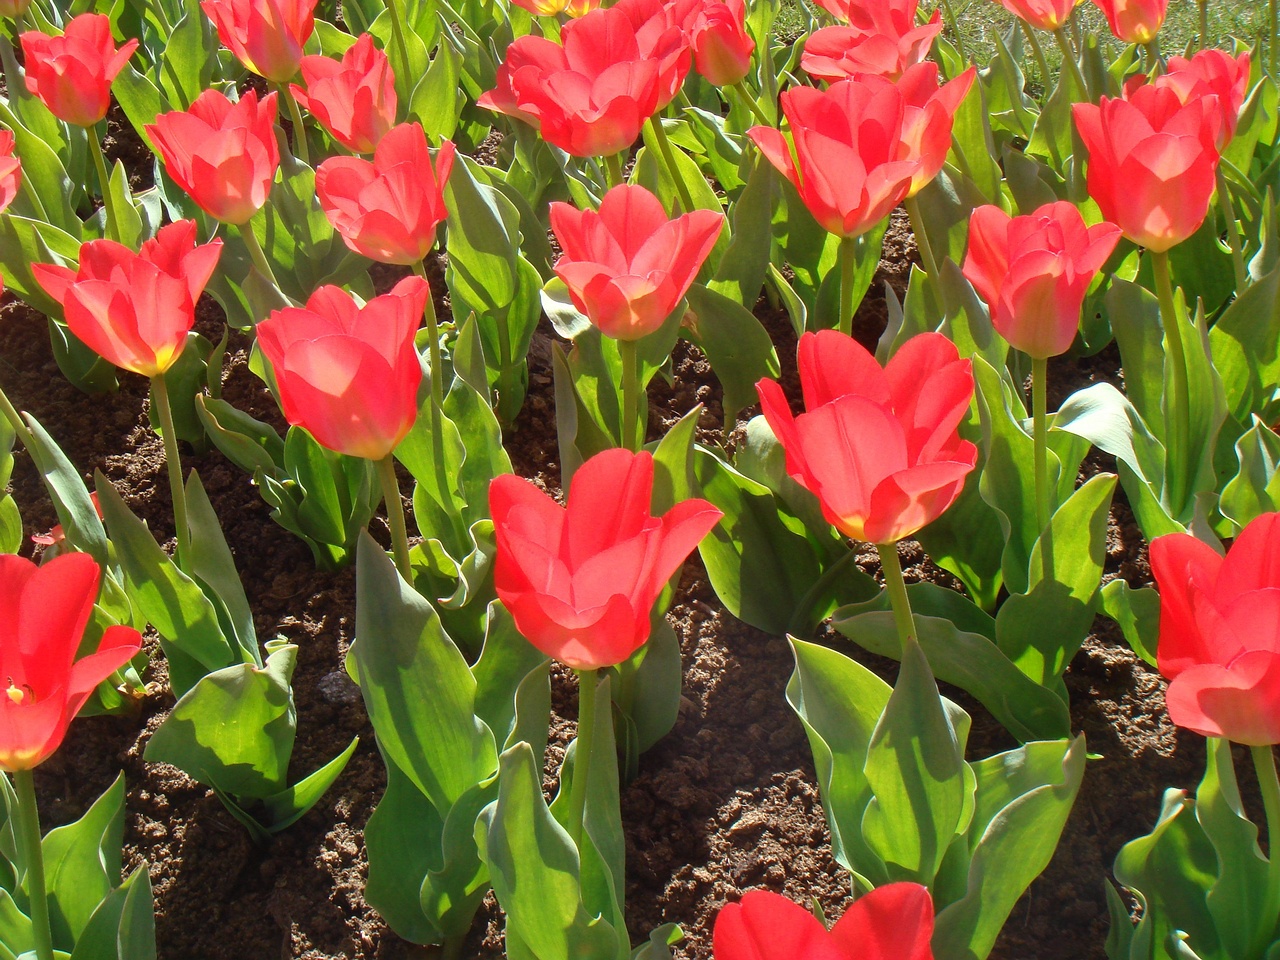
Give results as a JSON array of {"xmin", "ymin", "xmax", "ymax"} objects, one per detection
[
  {"xmin": 1150, "ymin": 532, "xmax": 1227, "ymax": 678},
  {"xmin": 798, "ymin": 329, "xmax": 891, "ymax": 410},
  {"xmin": 713, "ymin": 890, "xmax": 846, "ymax": 960},
  {"xmin": 830, "ymin": 882, "xmax": 935, "ymax": 960},
  {"xmin": 1166, "ymin": 650, "xmax": 1280, "ymax": 746},
  {"xmin": 564, "ymin": 447, "xmax": 654, "ymax": 565}
]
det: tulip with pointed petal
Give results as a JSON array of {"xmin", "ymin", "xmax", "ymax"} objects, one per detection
[
  {"xmin": 19, "ymin": 14, "xmax": 138, "ymax": 127},
  {"xmin": 291, "ymin": 34, "xmax": 397, "ymax": 154},
  {"xmin": 989, "ymin": 0, "xmax": 1082, "ymax": 31},
  {"xmin": 201, "ymin": 0, "xmax": 317, "ymax": 82},
  {"xmin": 1091, "ymin": 0, "xmax": 1168, "ymax": 44}
]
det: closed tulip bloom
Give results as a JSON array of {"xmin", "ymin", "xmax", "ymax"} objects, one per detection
[
  {"xmin": 550, "ymin": 184, "xmax": 723, "ymax": 341},
  {"xmin": 989, "ymin": 0, "xmax": 1082, "ymax": 31},
  {"xmin": 713, "ymin": 885, "xmax": 935, "ymax": 960},
  {"xmin": 147, "ymin": 88, "xmax": 280, "ymax": 225},
  {"xmin": 963, "ymin": 202, "xmax": 1121, "ymax": 358},
  {"xmin": 613, "ymin": 0, "xmax": 695, "ymax": 108},
  {"xmin": 897, "ymin": 62, "xmax": 976, "ymax": 197},
  {"xmin": 1160, "ymin": 49, "xmax": 1251, "ymax": 150},
  {"xmin": 690, "ymin": 0, "xmax": 754, "ymax": 87},
  {"xmin": 1091, "ymin": 0, "xmax": 1167, "ymax": 44},
  {"xmin": 0, "ymin": 553, "xmax": 142, "ymax": 772},
  {"xmin": 1073, "ymin": 83, "xmax": 1221, "ymax": 252},
  {"xmin": 757, "ymin": 331, "xmax": 976, "ymax": 545},
  {"xmin": 1150, "ymin": 514, "xmax": 1280, "ymax": 746},
  {"xmin": 19, "ymin": 15, "xmax": 139, "ymax": 127},
  {"xmin": 802, "ymin": 4, "xmax": 942, "ymax": 82},
  {"xmin": 201, "ymin": 0, "xmax": 317, "ymax": 82},
  {"xmin": 257, "ymin": 277, "xmax": 428, "ymax": 460},
  {"xmin": 490, "ymin": 449, "xmax": 721, "ymax": 670},
  {"xmin": 316, "ymin": 122, "xmax": 454, "ymax": 265},
  {"xmin": 0, "ymin": 131, "xmax": 21, "ymax": 214},
  {"xmin": 291, "ymin": 34, "xmax": 396, "ymax": 154},
  {"xmin": 32, "ymin": 221, "xmax": 222, "ymax": 378}
]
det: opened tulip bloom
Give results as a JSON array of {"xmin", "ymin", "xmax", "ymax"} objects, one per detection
[
  {"xmin": 0, "ymin": 553, "xmax": 142, "ymax": 772},
  {"xmin": 963, "ymin": 202, "xmax": 1121, "ymax": 359},
  {"xmin": 257, "ymin": 276, "xmax": 428, "ymax": 461},
  {"xmin": 1160, "ymin": 49, "xmax": 1251, "ymax": 150},
  {"xmin": 32, "ymin": 221, "xmax": 222, "ymax": 378},
  {"xmin": 0, "ymin": 131, "xmax": 20, "ymax": 214},
  {"xmin": 291, "ymin": 34, "xmax": 396, "ymax": 154},
  {"xmin": 802, "ymin": 2, "xmax": 942, "ymax": 82},
  {"xmin": 147, "ymin": 89, "xmax": 281, "ymax": 226},
  {"xmin": 989, "ymin": 0, "xmax": 1082, "ymax": 31},
  {"xmin": 201, "ymin": 0, "xmax": 317, "ymax": 81},
  {"xmin": 490, "ymin": 449, "xmax": 721, "ymax": 670},
  {"xmin": 1148, "ymin": 514, "xmax": 1280, "ymax": 746},
  {"xmin": 316, "ymin": 123, "xmax": 454, "ymax": 265},
  {"xmin": 1091, "ymin": 0, "xmax": 1167, "ymax": 44},
  {"xmin": 550, "ymin": 184, "xmax": 722, "ymax": 341},
  {"xmin": 757, "ymin": 331, "xmax": 976, "ymax": 545},
  {"xmin": 19, "ymin": 14, "xmax": 138, "ymax": 127},
  {"xmin": 713, "ymin": 885, "xmax": 935, "ymax": 960},
  {"xmin": 1073, "ymin": 82, "xmax": 1221, "ymax": 252}
]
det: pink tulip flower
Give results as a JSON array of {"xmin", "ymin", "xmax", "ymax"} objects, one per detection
[
  {"xmin": 19, "ymin": 15, "xmax": 138, "ymax": 127},
  {"xmin": 201, "ymin": 0, "xmax": 317, "ymax": 82},
  {"xmin": 291, "ymin": 34, "xmax": 397, "ymax": 154}
]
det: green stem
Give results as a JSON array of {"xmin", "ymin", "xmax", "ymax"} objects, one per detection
[
  {"xmin": 150, "ymin": 375, "xmax": 191, "ymax": 572},
  {"xmin": 731, "ymin": 80, "xmax": 772, "ymax": 127},
  {"xmin": 1217, "ymin": 167, "xmax": 1248, "ymax": 294},
  {"xmin": 1272, "ymin": 0, "xmax": 1279, "ymax": 79},
  {"xmin": 1200, "ymin": 0, "xmax": 1210, "ymax": 51},
  {"xmin": 278, "ymin": 83, "xmax": 311, "ymax": 166},
  {"xmin": 1251, "ymin": 745, "xmax": 1280, "ymax": 955},
  {"xmin": 1021, "ymin": 22, "xmax": 1053, "ymax": 97},
  {"xmin": 238, "ymin": 222, "xmax": 279, "ymax": 289},
  {"xmin": 567, "ymin": 668, "xmax": 599, "ymax": 854},
  {"xmin": 875, "ymin": 542, "xmax": 915, "ymax": 653},
  {"xmin": 837, "ymin": 234, "xmax": 857, "ymax": 337},
  {"xmin": 13, "ymin": 771, "xmax": 53, "ymax": 960},
  {"xmin": 1032, "ymin": 356, "xmax": 1054, "ymax": 582},
  {"xmin": 1144, "ymin": 39, "xmax": 1163, "ymax": 77},
  {"xmin": 412, "ymin": 260, "xmax": 446, "ymax": 416},
  {"xmin": 904, "ymin": 195, "xmax": 939, "ymax": 281},
  {"xmin": 619, "ymin": 338, "xmax": 642, "ymax": 451},
  {"xmin": 0, "ymin": 383, "xmax": 34, "ymax": 450},
  {"xmin": 1053, "ymin": 27, "xmax": 1090, "ymax": 100},
  {"xmin": 88, "ymin": 134, "xmax": 122, "ymax": 243},
  {"xmin": 1151, "ymin": 250, "xmax": 1191, "ymax": 519},
  {"xmin": 939, "ymin": 0, "xmax": 968, "ymax": 62},
  {"xmin": 604, "ymin": 152, "xmax": 626, "ymax": 191},
  {"xmin": 376, "ymin": 454, "xmax": 412, "ymax": 581},
  {"xmin": 384, "ymin": 0, "xmax": 413, "ymax": 103},
  {"xmin": 647, "ymin": 116, "xmax": 695, "ymax": 215}
]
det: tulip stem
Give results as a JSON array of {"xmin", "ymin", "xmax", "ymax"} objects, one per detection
[
  {"xmin": 731, "ymin": 81, "xmax": 772, "ymax": 128},
  {"xmin": 904, "ymin": 195, "xmax": 940, "ymax": 281},
  {"xmin": 604, "ymin": 152, "xmax": 626, "ymax": 191},
  {"xmin": 1053, "ymin": 27, "xmax": 1089, "ymax": 100},
  {"xmin": 13, "ymin": 771, "xmax": 54, "ymax": 960},
  {"xmin": 278, "ymin": 84, "xmax": 311, "ymax": 167},
  {"xmin": 412, "ymin": 260, "xmax": 447, "ymax": 417},
  {"xmin": 939, "ymin": 0, "xmax": 968, "ymax": 63},
  {"xmin": 1199, "ymin": 0, "xmax": 1209, "ymax": 50},
  {"xmin": 150, "ymin": 375, "xmax": 191, "ymax": 572},
  {"xmin": 0, "ymin": 384, "xmax": 34, "ymax": 451},
  {"xmin": 1032, "ymin": 356, "xmax": 1054, "ymax": 583},
  {"xmin": 376, "ymin": 454, "xmax": 413, "ymax": 581},
  {"xmin": 1217, "ymin": 167, "xmax": 1248, "ymax": 294},
  {"xmin": 876, "ymin": 543, "xmax": 915, "ymax": 654},
  {"xmin": 619, "ymin": 338, "xmax": 642, "ymax": 452},
  {"xmin": 1252, "ymin": 745, "xmax": 1280, "ymax": 954},
  {"xmin": 1151, "ymin": 249, "xmax": 1192, "ymax": 519},
  {"xmin": 837, "ymin": 235, "xmax": 857, "ymax": 337},
  {"xmin": 647, "ymin": 117, "xmax": 696, "ymax": 216},
  {"xmin": 88, "ymin": 134, "xmax": 122, "ymax": 244},
  {"xmin": 567, "ymin": 668, "xmax": 599, "ymax": 855},
  {"xmin": 1021, "ymin": 23, "xmax": 1053, "ymax": 98},
  {"xmin": 238, "ymin": 222, "xmax": 279, "ymax": 289}
]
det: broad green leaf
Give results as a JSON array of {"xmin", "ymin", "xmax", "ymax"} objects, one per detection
[
  {"xmin": 471, "ymin": 602, "xmax": 550, "ymax": 755},
  {"xmin": 410, "ymin": 34, "xmax": 463, "ymax": 142},
  {"xmin": 67, "ymin": 865, "xmax": 155, "ymax": 960},
  {"xmin": 948, "ymin": 79, "xmax": 1001, "ymax": 203},
  {"xmin": 445, "ymin": 155, "xmax": 518, "ymax": 314},
  {"xmin": 1054, "ymin": 383, "xmax": 1166, "ymax": 488},
  {"xmin": 1209, "ymin": 262, "xmax": 1280, "ymax": 426},
  {"xmin": 1220, "ymin": 417, "xmax": 1280, "ymax": 532},
  {"xmin": 184, "ymin": 471, "xmax": 259, "ymax": 666},
  {"xmin": 194, "ymin": 396, "xmax": 284, "ymax": 475},
  {"xmin": 683, "ymin": 284, "xmax": 780, "ymax": 423},
  {"xmin": 709, "ymin": 156, "xmax": 777, "ymax": 308},
  {"xmin": 22, "ymin": 416, "xmax": 108, "ymax": 566},
  {"xmin": 41, "ymin": 775, "xmax": 124, "ymax": 948},
  {"xmin": 1100, "ymin": 579, "xmax": 1160, "ymax": 667},
  {"xmin": 260, "ymin": 735, "xmax": 360, "ymax": 833}
]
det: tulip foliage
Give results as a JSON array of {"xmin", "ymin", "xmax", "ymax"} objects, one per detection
[{"xmin": 0, "ymin": 0, "xmax": 1276, "ymax": 957}]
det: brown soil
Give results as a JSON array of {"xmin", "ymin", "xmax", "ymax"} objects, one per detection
[{"xmin": 0, "ymin": 211, "xmax": 1244, "ymax": 960}]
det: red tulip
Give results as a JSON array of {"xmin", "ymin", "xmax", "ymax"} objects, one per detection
[
  {"xmin": 479, "ymin": 4, "xmax": 671, "ymax": 157},
  {"xmin": 1160, "ymin": 49, "xmax": 1251, "ymax": 150},
  {"xmin": 750, "ymin": 67, "xmax": 972, "ymax": 239},
  {"xmin": 147, "ymin": 89, "xmax": 280, "ymax": 226},
  {"xmin": 316, "ymin": 122, "xmax": 454, "ymax": 265},
  {"xmin": 490, "ymin": 449, "xmax": 721, "ymax": 670},
  {"xmin": 1073, "ymin": 82, "xmax": 1221, "ymax": 253},
  {"xmin": 713, "ymin": 885, "xmax": 934, "ymax": 960},
  {"xmin": 963, "ymin": 201, "xmax": 1121, "ymax": 359},
  {"xmin": 757, "ymin": 331, "xmax": 976, "ymax": 545},
  {"xmin": 801, "ymin": 2, "xmax": 942, "ymax": 82},
  {"xmin": 612, "ymin": 0, "xmax": 695, "ymax": 108},
  {"xmin": 1090, "ymin": 0, "xmax": 1168, "ymax": 44},
  {"xmin": 689, "ymin": 0, "xmax": 754, "ymax": 88},
  {"xmin": 32, "ymin": 221, "xmax": 223, "ymax": 378},
  {"xmin": 19, "ymin": 15, "xmax": 138, "ymax": 127},
  {"xmin": 549, "ymin": 183, "xmax": 723, "ymax": 341},
  {"xmin": 291, "ymin": 34, "xmax": 397, "ymax": 154},
  {"xmin": 0, "ymin": 553, "xmax": 142, "ymax": 772},
  {"xmin": 988, "ymin": 0, "xmax": 1082, "ymax": 31},
  {"xmin": 201, "ymin": 0, "xmax": 317, "ymax": 82},
  {"xmin": 1150, "ymin": 514, "xmax": 1280, "ymax": 746},
  {"xmin": 256, "ymin": 276, "xmax": 428, "ymax": 460},
  {"xmin": 0, "ymin": 131, "xmax": 21, "ymax": 214}
]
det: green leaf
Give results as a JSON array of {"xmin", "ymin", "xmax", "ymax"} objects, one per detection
[
  {"xmin": 67, "ymin": 865, "xmax": 155, "ymax": 960},
  {"xmin": 445, "ymin": 155, "xmax": 519, "ymax": 315},
  {"xmin": 472, "ymin": 602, "xmax": 551, "ymax": 755},
  {"xmin": 352, "ymin": 533, "xmax": 496, "ymax": 810},
  {"xmin": 410, "ymin": 34, "xmax": 463, "ymax": 142},
  {"xmin": 1220, "ymin": 417, "xmax": 1280, "ymax": 533},
  {"xmin": 22, "ymin": 416, "xmax": 108, "ymax": 566},
  {"xmin": 184, "ymin": 471, "xmax": 259, "ymax": 666},
  {"xmin": 683, "ymin": 284, "xmax": 780, "ymax": 423},
  {"xmin": 933, "ymin": 736, "xmax": 1086, "ymax": 958},
  {"xmin": 1054, "ymin": 383, "xmax": 1166, "ymax": 489},
  {"xmin": 194, "ymin": 396, "xmax": 284, "ymax": 475},
  {"xmin": 1209, "ymin": 262, "xmax": 1280, "ymax": 427},
  {"xmin": 948, "ymin": 78, "xmax": 1001, "ymax": 203},
  {"xmin": 259, "ymin": 735, "xmax": 359, "ymax": 833},
  {"xmin": 861, "ymin": 638, "xmax": 970, "ymax": 884},
  {"xmin": 143, "ymin": 643, "xmax": 297, "ymax": 799},
  {"xmin": 1100, "ymin": 579, "xmax": 1160, "ymax": 667},
  {"xmin": 709, "ymin": 156, "xmax": 777, "ymax": 309},
  {"xmin": 41, "ymin": 775, "xmax": 125, "ymax": 948}
]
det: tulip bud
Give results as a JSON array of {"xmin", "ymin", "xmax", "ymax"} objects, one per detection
[
  {"xmin": 691, "ymin": 0, "xmax": 754, "ymax": 87},
  {"xmin": 988, "ymin": 0, "xmax": 1083, "ymax": 32},
  {"xmin": 1090, "ymin": 0, "xmax": 1168, "ymax": 44},
  {"xmin": 200, "ymin": 0, "xmax": 317, "ymax": 82}
]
